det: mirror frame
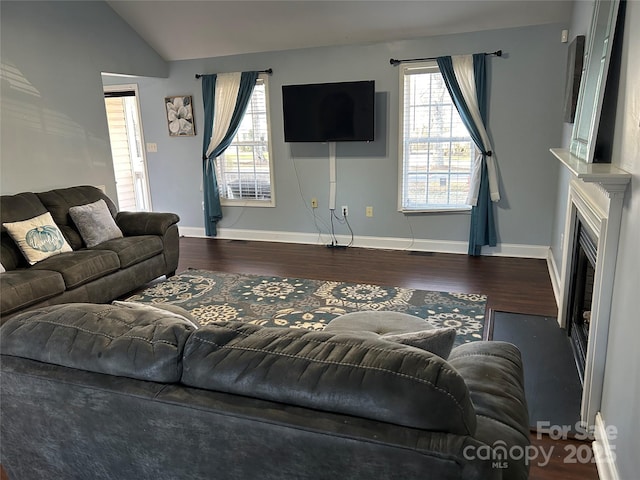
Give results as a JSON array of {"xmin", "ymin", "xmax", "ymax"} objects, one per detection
[{"xmin": 570, "ymin": 0, "xmax": 620, "ymax": 163}]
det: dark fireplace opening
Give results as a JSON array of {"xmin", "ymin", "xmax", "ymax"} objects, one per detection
[{"xmin": 567, "ymin": 221, "xmax": 597, "ymax": 384}]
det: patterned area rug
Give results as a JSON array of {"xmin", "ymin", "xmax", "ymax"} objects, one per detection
[{"xmin": 126, "ymin": 269, "xmax": 488, "ymax": 345}]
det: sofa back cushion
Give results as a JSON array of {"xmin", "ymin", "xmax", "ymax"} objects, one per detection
[
  {"xmin": 0, "ymin": 303, "xmax": 195, "ymax": 383},
  {"xmin": 37, "ymin": 186, "xmax": 118, "ymax": 250},
  {"xmin": 181, "ymin": 322, "xmax": 477, "ymax": 435},
  {"xmin": 0, "ymin": 192, "xmax": 49, "ymax": 270}
]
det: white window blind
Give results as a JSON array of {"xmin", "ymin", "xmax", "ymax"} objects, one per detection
[
  {"xmin": 399, "ymin": 62, "xmax": 475, "ymax": 211},
  {"xmin": 216, "ymin": 75, "xmax": 274, "ymax": 206}
]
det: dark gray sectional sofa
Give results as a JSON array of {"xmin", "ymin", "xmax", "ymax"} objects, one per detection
[
  {"xmin": 0, "ymin": 185, "xmax": 179, "ymax": 320},
  {"xmin": 0, "ymin": 303, "xmax": 531, "ymax": 480}
]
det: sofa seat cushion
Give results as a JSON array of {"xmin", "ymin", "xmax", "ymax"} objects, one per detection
[
  {"xmin": 0, "ymin": 303, "xmax": 196, "ymax": 382},
  {"xmin": 182, "ymin": 321, "xmax": 477, "ymax": 435},
  {"xmin": 92, "ymin": 235, "xmax": 163, "ymax": 268},
  {"xmin": 447, "ymin": 341, "xmax": 530, "ymax": 480},
  {"xmin": 32, "ymin": 249, "xmax": 120, "ymax": 289},
  {"xmin": 0, "ymin": 269, "xmax": 65, "ymax": 315}
]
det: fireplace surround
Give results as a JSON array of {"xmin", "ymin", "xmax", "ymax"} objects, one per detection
[{"xmin": 551, "ymin": 148, "xmax": 630, "ymax": 428}]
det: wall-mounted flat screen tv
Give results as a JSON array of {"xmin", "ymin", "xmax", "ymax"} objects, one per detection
[{"xmin": 282, "ymin": 80, "xmax": 375, "ymax": 142}]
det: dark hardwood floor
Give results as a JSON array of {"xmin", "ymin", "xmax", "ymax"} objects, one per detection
[
  {"xmin": 178, "ymin": 236, "xmax": 558, "ymax": 317},
  {"xmin": 176, "ymin": 236, "xmax": 598, "ymax": 480}
]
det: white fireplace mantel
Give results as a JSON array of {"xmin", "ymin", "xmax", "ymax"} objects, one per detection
[
  {"xmin": 550, "ymin": 148, "xmax": 631, "ymax": 195},
  {"xmin": 552, "ymin": 147, "xmax": 630, "ymax": 428}
]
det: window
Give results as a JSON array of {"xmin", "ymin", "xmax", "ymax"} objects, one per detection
[
  {"xmin": 399, "ymin": 62, "xmax": 475, "ymax": 211},
  {"xmin": 216, "ymin": 75, "xmax": 274, "ymax": 206}
]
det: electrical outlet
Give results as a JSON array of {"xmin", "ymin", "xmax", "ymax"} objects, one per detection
[
  {"xmin": 311, "ymin": 198, "xmax": 318, "ymax": 209},
  {"xmin": 146, "ymin": 142, "xmax": 158, "ymax": 153},
  {"xmin": 341, "ymin": 205, "xmax": 348, "ymax": 217},
  {"xmin": 366, "ymin": 206, "xmax": 373, "ymax": 217}
]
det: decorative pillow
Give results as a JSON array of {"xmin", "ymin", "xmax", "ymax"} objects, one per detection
[
  {"xmin": 112, "ymin": 301, "xmax": 199, "ymax": 329},
  {"xmin": 382, "ymin": 327, "xmax": 457, "ymax": 359},
  {"xmin": 2, "ymin": 212, "xmax": 72, "ymax": 265},
  {"xmin": 69, "ymin": 199, "xmax": 123, "ymax": 248}
]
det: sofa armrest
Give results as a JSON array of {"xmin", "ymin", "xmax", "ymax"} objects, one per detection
[
  {"xmin": 448, "ymin": 341, "xmax": 530, "ymax": 480},
  {"xmin": 116, "ymin": 211, "xmax": 179, "ymax": 237}
]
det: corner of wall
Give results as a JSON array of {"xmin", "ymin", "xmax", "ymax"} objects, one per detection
[{"xmin": 593, "ymin": 412, "xmax": 621, "ymax": 480}]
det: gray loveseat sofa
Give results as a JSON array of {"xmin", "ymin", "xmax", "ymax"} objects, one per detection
[
  {"xmin": 0, "ymin": 186, "xmax": 179, "ymax": 320},
  {"xmin": 0, "ymin": 303, "xmax": 530, "ymax": 480}
]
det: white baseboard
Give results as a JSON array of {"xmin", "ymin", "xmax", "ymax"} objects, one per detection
[
  {"xmin": 178, "ymin": 227, "xmax": 208, "ymax": 238},
  {"xmin": 547, "ymin": 248, "xmax": 562, "ymax": 310},
  {"xmin": 593, "ymin": 412, "xmax": 620, "ymax": 480},
  {"xmin": 178, "ymin": 226, "xmax": 550, "ymax": 259}
]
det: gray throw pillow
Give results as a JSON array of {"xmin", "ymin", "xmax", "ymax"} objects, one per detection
[
  {"xmin": 112, "ymin": 301, "xmax": 199, "ymax": 329},
  {"xmin": 382, "ymin": 327, "xmax": 457, "ymax": 359},
  {"xmin": 69, "ymin": 199, "xmax": 123, "ymax": 248}
]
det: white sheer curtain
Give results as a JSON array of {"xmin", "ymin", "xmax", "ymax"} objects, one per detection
[
  {"xmin": 205, "ymin": 72, "xmax": 241, "ymax": 159},
  {"xmin": 451, "ymin": 55, "xmax": 500, "ymax": 205}
]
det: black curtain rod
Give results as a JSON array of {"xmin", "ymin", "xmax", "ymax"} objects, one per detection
[
  {"xmin": 195, "ymin": 68, "xmax": 273, "ymax": 79},
  {"xmin": 389, "ymin": 50, "xmax": 502, "ymax": 66}
]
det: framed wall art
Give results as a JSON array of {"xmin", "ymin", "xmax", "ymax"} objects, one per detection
[
  {"xmin": 563, "ymin": 35, "xmax": 585, "ymax": 123},
  {"xmin": 569, "ymin": 0, "xmax": 620, "ymax": 162},
  {"xmin": 165, "ymin": 95, "xmax": 195, "ymax": 136}
]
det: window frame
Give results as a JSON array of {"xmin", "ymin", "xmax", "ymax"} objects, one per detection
[
  {"xmin": 217, "ymin": 74, "xmax": 275, "ymax": 208},
  {"xmin": 397, "ymin": 62, "xmax": 474, "ymax": 214}
]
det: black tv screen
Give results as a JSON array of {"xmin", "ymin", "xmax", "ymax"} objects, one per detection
[{"xmin": 282, "ymin": 80, "xmax": 375, "ymax": 142}]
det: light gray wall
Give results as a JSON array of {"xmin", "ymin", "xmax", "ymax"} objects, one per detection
[
  {"xmin": 105, "ymin": 23, "xmax": 567, "ymax": 248},
  {"xmin": 599, "ymin": 1, "xmax": 640, "ymax": 477},
  {"xmin": 550, "ymin": 0, "xmax": 595, "ymax": 270},
  {"xmin": 0, "ymin": 0, "xmax": 567, "ymax": 250},
  {"xmin": 0, "ymin": 0, "xmax": 168, "ymax": 201}
]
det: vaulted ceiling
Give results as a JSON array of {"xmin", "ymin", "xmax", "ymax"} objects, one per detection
[{"xmin": 107, "ymin": 0, "xmax": 574, "ymax": 61}]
